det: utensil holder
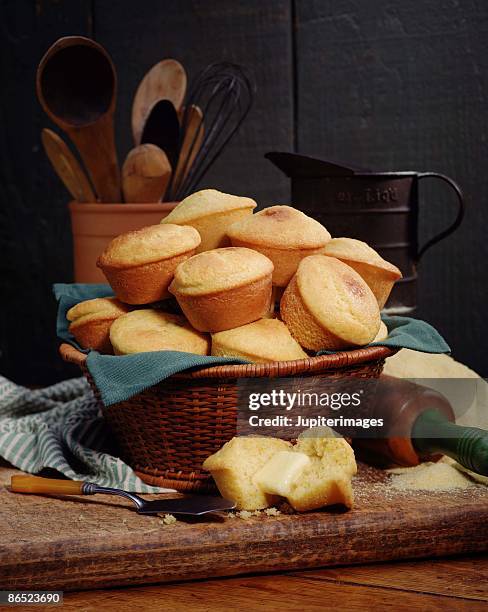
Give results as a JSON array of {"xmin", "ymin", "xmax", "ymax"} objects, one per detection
[{"xmin": 69, "ymin": 202, "xmax": 177, "ymax": 283}]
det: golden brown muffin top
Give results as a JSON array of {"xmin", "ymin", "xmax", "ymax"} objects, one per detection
[
  {"xmin": 67, "ymin": 297, "xmax": 129, "ymax": 329},
  {"xmin": 295, "ymin": 255, "xmax": 380, "ymax": 345},
  {"xmin": 109, "ymin": 310, "xmax": 209, "ymax": 355},
  {"xmin": 169, "ymin": 247, "xmax": 273, "ymax": 296},
  {"xmin": 97, "ymin": 224, "xmax": 201, "ymax": 268},
  {"xmin": 227, "ymin": 205, "xmax": 331, "ymax": 249},
  {"xmin": 323, "ymin": 238, "xmax": 401, "ymax": 278},
  {"xmin": 161, "ymin": 189, "xmax": 256, "ymax": 224},
  {"xmin": 211, "ymin": 318, "xmax": 307, "ymax": 363}
]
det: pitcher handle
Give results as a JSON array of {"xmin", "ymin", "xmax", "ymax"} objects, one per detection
[{"xmin": 416, "ymin": 172, "xmax": 465, "ymax": 261}]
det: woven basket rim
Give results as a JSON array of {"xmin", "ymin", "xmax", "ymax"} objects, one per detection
[{"xmin": 59, "ymin": 342, "xmax": 397, "ymax": 379}]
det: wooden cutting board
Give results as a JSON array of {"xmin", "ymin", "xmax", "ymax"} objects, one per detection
[{"xmin": 1, "ymin": 465, "xmax": 487, "ymax": 592}]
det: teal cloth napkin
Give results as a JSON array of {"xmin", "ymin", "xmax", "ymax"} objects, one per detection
[
  {"xmin": 318, "ymin": 315, "xmax": 451, "ymax": 355},
  {"xmin": 54, "ymin": 284, "xmax": 450, "ymax": 407}
]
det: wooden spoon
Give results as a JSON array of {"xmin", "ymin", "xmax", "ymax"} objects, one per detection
[
  {"xmin": 172, "ymin": 105, "xmax": 204, "ymax": 195},
  {"xmin": 122, "ymin": 144, "xmax": 172, "ymax": 203},
  {"xmin": 36, "ymin": 36, "xmax": 121, "ymax": 202},
  {"xmin": 140, "ymin": 99, "xmax": 180, "ymax": 169},
  {"xmin": 131, "ymin": 59, "xmax": 187, "ymax": 146},
  {"xmin": 41, "ymin": 128, "xmax": 96, "ymax": 202}
]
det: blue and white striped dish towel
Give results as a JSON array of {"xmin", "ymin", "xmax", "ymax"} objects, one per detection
[{"xmin": 0, "ymin": 375, "xmax": 172, "ymax": 493}]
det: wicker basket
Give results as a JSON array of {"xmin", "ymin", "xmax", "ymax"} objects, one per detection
[{"xmin": 60, "ymin": 343, "xmax": 396, "ymax": 492}]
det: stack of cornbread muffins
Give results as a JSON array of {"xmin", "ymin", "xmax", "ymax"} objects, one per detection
[
  {"xmin": 66, "ymin": 189, "xmax": 404, "ymax": 512},
  {"xmin": 67, "ymin": 188, "xmax": 401, "ymax": 359}
]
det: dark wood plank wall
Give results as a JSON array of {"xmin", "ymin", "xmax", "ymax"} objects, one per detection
[
  {"xmin": 0, "ymin": 0, "xmax": 92, "ymax": 385},
  {"xmin": 294, "ymin": 0, "xmax": 488, "ymax": 374},
  {"xmin": 0, "ymin": 0, "xmax": 486, "ymax": 384},
  {"xmin": 94, "ymin": 0, "xmax": 293, "ymax": 205}
]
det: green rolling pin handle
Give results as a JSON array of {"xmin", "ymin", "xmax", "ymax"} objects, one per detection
[{"xmin": 412, "ymin": 409, "xmax": 488, "ymax": 476}]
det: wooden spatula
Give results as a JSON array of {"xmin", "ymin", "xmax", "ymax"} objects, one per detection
[
  {"xmin": 132, "ymin": 58, "xmax": 187, "ymax": 146},
  {"xmin": 172, "ymin": 104, "xmax": 204, "ymax": 194},
  {"xmin": 122, "ymin": 144, "xmax": 172, "ymax": 203},
  {"xmin": 10, "ymin": 475, "xmax": 235, "ymax": 516},
  {"xmin": 41, "ymin": 128, "xmax": 96, "ymax": 202}
]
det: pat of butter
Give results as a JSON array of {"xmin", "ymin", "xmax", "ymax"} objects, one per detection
[{"xmin": 253, "ymin": 451, "xmax": 310, "ymax": 497}]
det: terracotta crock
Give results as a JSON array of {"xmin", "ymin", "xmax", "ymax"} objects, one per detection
[{"xmin": 69, "ymin": 202, "xmax": 178, "ymax": 283}]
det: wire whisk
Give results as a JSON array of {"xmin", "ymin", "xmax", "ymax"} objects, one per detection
[{"xmin": 167, "ymin": 62, "xmax": 255, "ymax": 201}]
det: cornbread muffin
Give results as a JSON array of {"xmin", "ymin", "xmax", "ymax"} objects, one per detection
[
  {"xmin": 227, "ymin": 205, "xmax": 331, "ymax": 286},
  {"xmin": 281, "ymin": 255, "xmax": 381, "ymax": 351},
  {"xmin": 322, "ymin": 238, "xmax": 402, "ymax": 309},
  {"xmin": 109, "ymin": 310, "xmax": 209, "ymax": 355},
  {"xmin": 161, "ymin": 189, "xmax": 256, "ymax": 253},
  {"xmin": 97, "ymin": 224, "xmax": 201, "ymax": 305},
  {"xmin": 202, "ymin": 437, "xmax": 293, "ymax": 510},
  {"xmin": 373, "ymin": 321, "xmax": 388, "ymax": 343},
  {"xmin": 169, "ymin": 247, "xmax": 274, "ymax": 332},
  {"xmin": 211, "ymin": 319, "xmax": 308, "ymax": 363},
  {"xmin": 285, "ymin": 429, "xmax": 357, "ymax": 511},
  {"xmin": 67, "ymin": 297, "xmax": 129, "ymax": 353}
]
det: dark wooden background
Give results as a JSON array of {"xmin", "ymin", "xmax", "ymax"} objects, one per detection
[{"xmin": 1, "ymin": 0, "xmax": 487, "ymax": 385}]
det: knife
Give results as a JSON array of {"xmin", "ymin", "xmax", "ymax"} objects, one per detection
[{"xmin": 10, "ymin": 475, "xmax": 235, "ymax": 516}]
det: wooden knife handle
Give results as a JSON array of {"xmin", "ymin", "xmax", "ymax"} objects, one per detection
[{"xmin": 10, "ymin": 475, "xmax": 84, "ymax": 495}]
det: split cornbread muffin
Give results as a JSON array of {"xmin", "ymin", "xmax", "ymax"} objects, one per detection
[
  {"xmin": 227, "ymin": 205, "xmax": 331, "ymax": 286},
  {"xmin": 281, "ymin": 255, "xmax": 381, "ymax": 351},
  {"xmin": 169, "ymin": 247, "xmax": 274, "ymax": 332},
  {"xmin": 203, "ymin": 429, "xmax": 357, "ymax": 511},
  {"xmin": 97, "ymin": 223, "xmax": 201, "ymax": 304},
  {"xmin": 109, "ymin": 310, "xmax": 209, "ymax": 355},
  {"xmin": 161, "ymin": 189, "xmax": 256, "ymax": 252},
  {"xmin": 67, "ymin": 297, "xmax": 129, "ymax": 353},
  {"xmin": 322, "ymin": 238, "xmax": 402, "ymax": 309}
]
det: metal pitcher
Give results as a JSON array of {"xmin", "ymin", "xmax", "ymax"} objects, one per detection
[{"xmin": 266, "ymin": 152, "xmax": 465, "ymax": 312}]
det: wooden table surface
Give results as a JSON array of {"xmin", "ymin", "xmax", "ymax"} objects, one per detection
[
  {"xmin": 17, "ymin": 554, "xmax": 485, "ymax": 611},
  {"xmin": 2, "ymin": 463, "xmax": 487, "ymax": 610}
]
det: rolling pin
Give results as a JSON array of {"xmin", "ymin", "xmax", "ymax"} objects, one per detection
[{"xmin": 353, "ymin": 376, "xmax": 488, "ymax": 476}]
